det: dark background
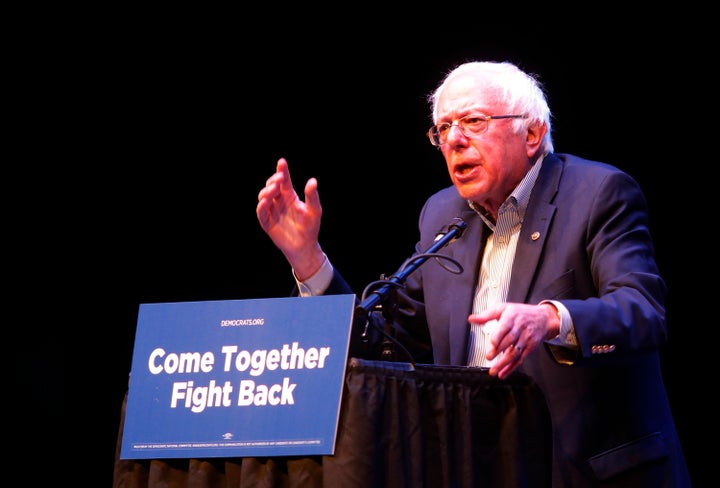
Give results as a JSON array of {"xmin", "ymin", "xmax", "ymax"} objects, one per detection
[{"xmin": 31, "ymin": 18, "xmax": 705, "ymax": 485}]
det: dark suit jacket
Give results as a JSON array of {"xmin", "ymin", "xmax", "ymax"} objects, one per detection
[{"xmin": 329, "ymin": 153, "xmax": 691, "ymax": 486}]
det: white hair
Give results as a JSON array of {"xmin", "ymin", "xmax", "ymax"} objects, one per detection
[{"xmin": 428, "ymin": 61, "xmax": 554, "ymax": 154}]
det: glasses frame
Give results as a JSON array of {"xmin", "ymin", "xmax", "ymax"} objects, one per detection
[{"xmin": 427, "ymin": 114, "xmax": 527, "ymax": 147}]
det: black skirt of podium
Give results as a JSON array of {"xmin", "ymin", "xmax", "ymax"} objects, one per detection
[{"xmin": 113, "ymin": 357, "xmax": 551, "ymax": 488}]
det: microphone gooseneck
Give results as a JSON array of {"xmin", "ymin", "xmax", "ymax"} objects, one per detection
[{"xmin": 355, "ymin": 217, "xmax": 468, "ymax": 362}]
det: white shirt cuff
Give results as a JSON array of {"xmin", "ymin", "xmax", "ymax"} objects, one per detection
[
  {"xmin": 294, "ymin": 255, "xmax": 334, "ymax": 297},
  {"xmin": 541, "ymin": 299, "xmax": 577, "ymax": 347}
]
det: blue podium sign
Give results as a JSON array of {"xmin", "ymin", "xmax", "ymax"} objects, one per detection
[{"xmin": 120, "ymin": 294, "xmax": 356, "ymax": 459}]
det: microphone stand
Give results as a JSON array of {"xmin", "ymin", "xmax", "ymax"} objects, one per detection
[{"xmin": 355, "ymin": 218, "xmax": 467, "ymax": 362}]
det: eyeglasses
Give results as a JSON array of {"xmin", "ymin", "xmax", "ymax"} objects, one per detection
[{"xmin": 427, "ymin": 113, "xmax": 527, "ymax": 146}]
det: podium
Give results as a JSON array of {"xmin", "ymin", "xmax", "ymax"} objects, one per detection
[{"xmin": 114, "ymin": 358, "xmax": 551, "ymax": 487}]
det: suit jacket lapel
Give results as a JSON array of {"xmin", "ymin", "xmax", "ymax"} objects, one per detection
[
  {"xmin": 448, "ymin": 208, "xmax": 487, "ymax": 365},
  {"xmin": 507, "ymin": 155, "xmax": 561, "ymax": 303}
]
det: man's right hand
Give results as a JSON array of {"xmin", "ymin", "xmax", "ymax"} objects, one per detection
[{"xmin": 256, "ymin": 158, "xmax": 326, "ymax": 281}]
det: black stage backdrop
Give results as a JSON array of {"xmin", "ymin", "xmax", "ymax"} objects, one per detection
[{"xmin": 27, "ymin": 17, "xmax": 705, "ymax": 485}]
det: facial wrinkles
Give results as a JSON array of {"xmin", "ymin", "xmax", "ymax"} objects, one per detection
[
  {"xmin": 437, "ymin": 80, "xmax": 509, "ymax": 212},
  {"xmin": 449, "ymin": 132, "xmax": 510, "ymax": 214},
  {"xmin": 436, "ymin": 73, "xmax": 530, "ymax": 218}
]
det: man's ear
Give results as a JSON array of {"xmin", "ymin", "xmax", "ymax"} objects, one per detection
[{"xmin": 526, "ymin": 121, "xmax": 547, "ymax": 156}]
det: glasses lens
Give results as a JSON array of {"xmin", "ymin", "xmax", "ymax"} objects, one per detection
[
  {"xmin": 428, "ymin": 117, "xmax": 486, "ymax": 146},
  {"xmin": 460, "ymin": 115, "xmax": 488, "ymax": 136},
  {"xmin": 428, "ymin": 126, "xmax": 442, "ymax": 146}
]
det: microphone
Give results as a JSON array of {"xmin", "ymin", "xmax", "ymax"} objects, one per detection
[
  {"xmin": 434, "ymin": 217, "xmax": 467, "ymax": 242},
  {"xmin": 358, "ymin": 216, "xmax": 468, "ymax": 318}
]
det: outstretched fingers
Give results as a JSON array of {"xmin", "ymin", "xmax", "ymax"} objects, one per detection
[{"xmin": 303, "ymin": 177, "xmax": 321, "ymax": 217}]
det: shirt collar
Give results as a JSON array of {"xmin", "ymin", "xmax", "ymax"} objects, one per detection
[{"xmin": 468, "ymin": 153, "xmax": 546, "ymax": 229}]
